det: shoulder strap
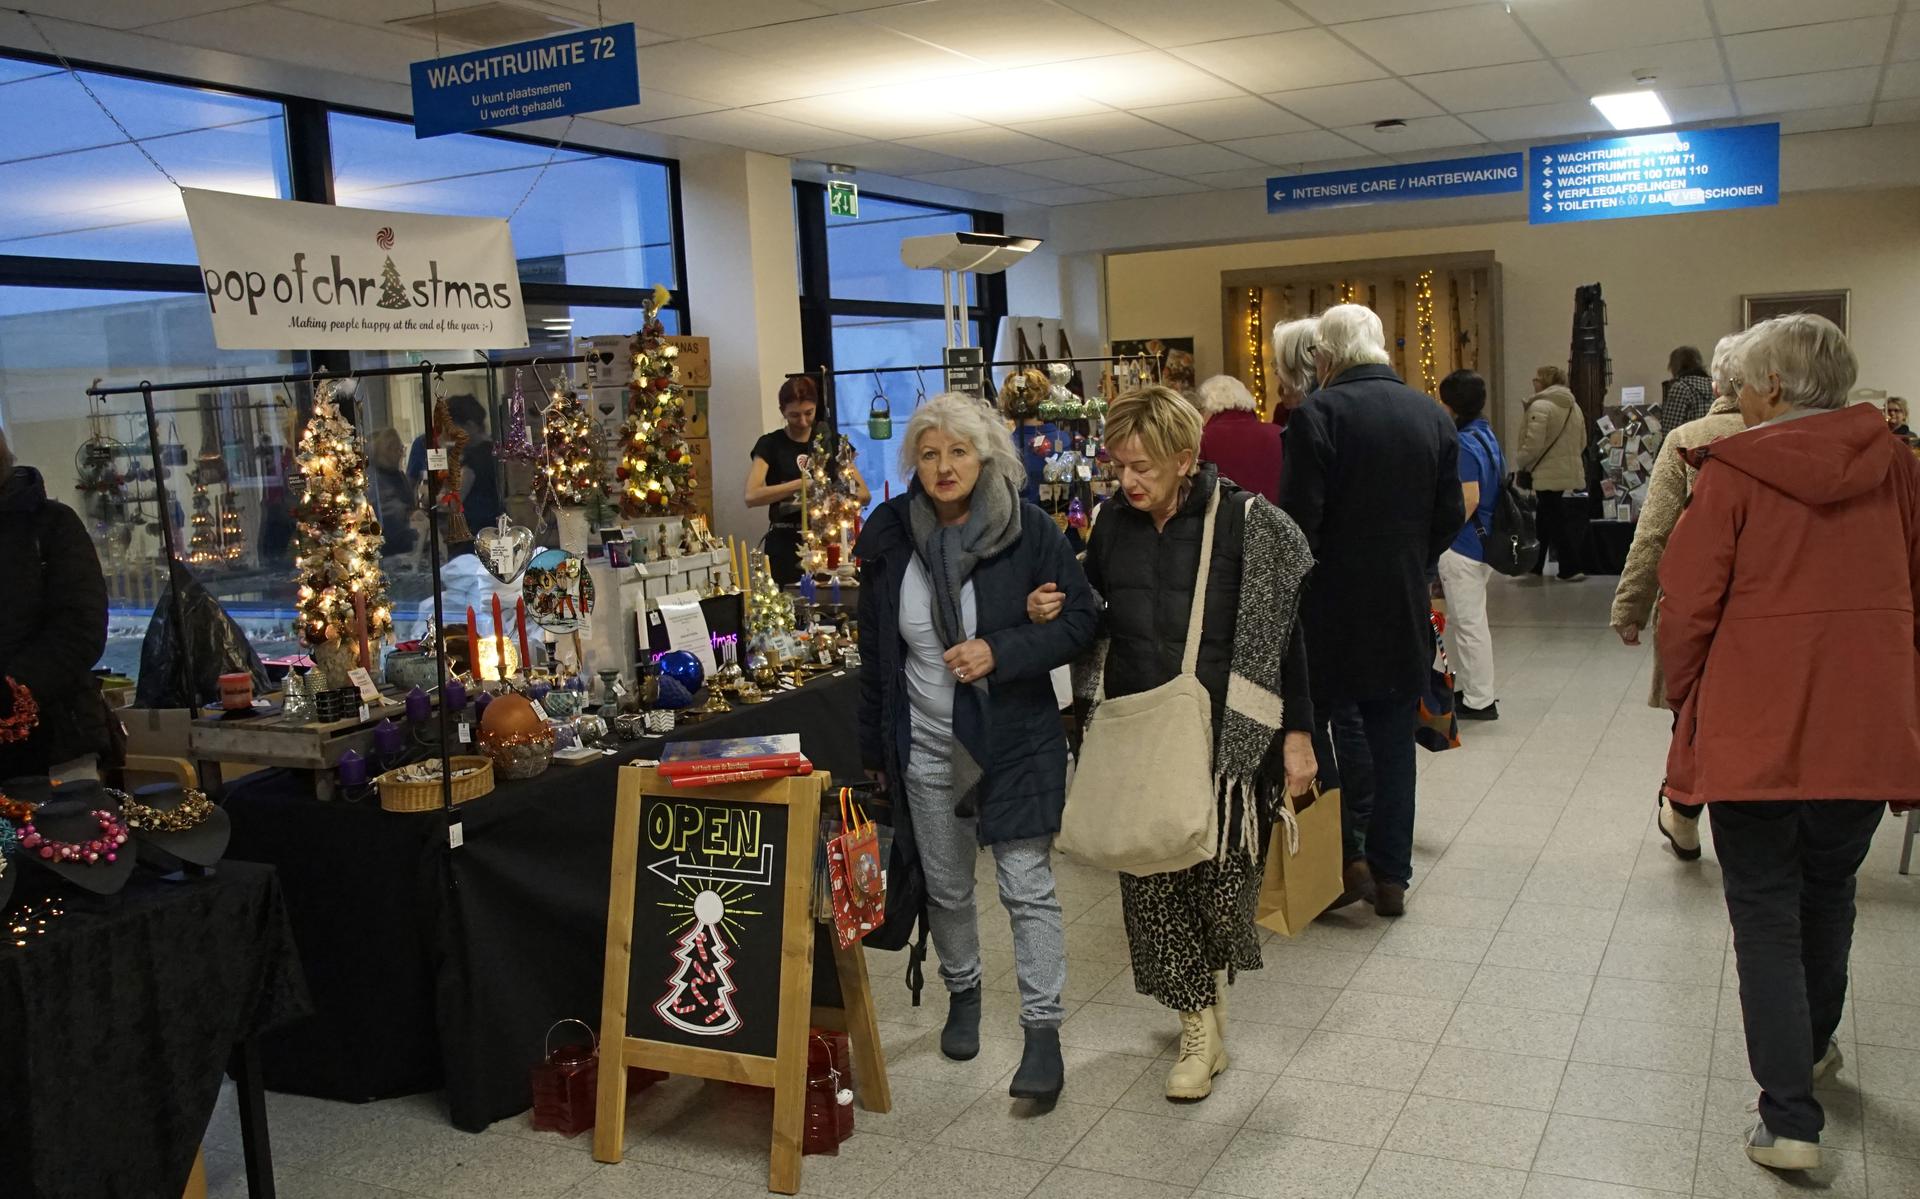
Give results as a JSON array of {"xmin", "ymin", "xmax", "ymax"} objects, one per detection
[
  {"xmin": 1179, "ymin": 485, "xmax": 1223, "ymax": 677},
  {"xmin": 1543, "ymin": 399, "xmax": 1577, "ymax": 454}
]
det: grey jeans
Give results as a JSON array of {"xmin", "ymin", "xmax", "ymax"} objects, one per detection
[{"xmin": 905, "ymin": 745, "xmax": 1067, "ymax": 1029}]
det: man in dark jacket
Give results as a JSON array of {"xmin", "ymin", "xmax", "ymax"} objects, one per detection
[
  {"xmin": 1281, "ymin": 304, "xmax": 1465, "ymax": 917},
  {"xmin": 0, "ymin": 427, "xmax": 112, "ymax": 781}
]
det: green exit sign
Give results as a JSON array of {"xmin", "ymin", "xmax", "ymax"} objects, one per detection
[{"xmin": 827, "ymin": 180, "xmax": 859, "ymax": 218}]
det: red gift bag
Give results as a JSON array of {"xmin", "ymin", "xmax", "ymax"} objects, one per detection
[{"xmin": 827, "ymin": 787, "xmax": 885, "ymax": 950}]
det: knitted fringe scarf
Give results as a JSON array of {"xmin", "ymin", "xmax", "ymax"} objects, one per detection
[{"xmin": 1077, "ymin": 492, "xmax": 1315, "ymax": 863}]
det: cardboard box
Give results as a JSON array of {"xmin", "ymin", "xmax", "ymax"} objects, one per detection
[
  {"xmin": 686, "ymin": 436, "xmax": 714, "ymax": 519},
  {"xmin": 680, "ymin": 387, "xmax": 709, "ymax": 438},
  {"xmin": 665, "ymin": 336, "xmax": 711, "ymax": 388}
]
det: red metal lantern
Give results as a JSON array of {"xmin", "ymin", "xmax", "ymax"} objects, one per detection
[{"xmin": 530, "ymin": 1020, "xmax": 599, "ymax": 1137}]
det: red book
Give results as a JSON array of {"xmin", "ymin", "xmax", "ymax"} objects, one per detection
[
  {"xmin": 656, "ymin": 735, "xmax": 809, "ymax": 778},
  {"xmin": 669, "ymin": 766, "xmax": 811, "ymax": 788}
]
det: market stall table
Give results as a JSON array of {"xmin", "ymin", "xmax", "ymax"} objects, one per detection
[
  {"xmin": 224, "ymin": 670, "xmax": 862, "ymax": 1132},
  {"xmin": 0, "ymin": 862, "xmax": 310, "ymax": 1199}
]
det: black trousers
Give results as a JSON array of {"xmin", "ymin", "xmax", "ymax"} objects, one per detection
[
  {"xmin": 1531, "ymin": 490, "xmax": 1588, "ymax": 577},
  {"xmin": 1312, "ymin": 703, "xmax": 1375, "ymax": 864},
  {"xmin": 1710, "ymin": 800, "xmax": 1885, "ymax": 1142},
  {"xmin": 1315, "ymin": 696, "xmax": 1419, "ymax": 887}
]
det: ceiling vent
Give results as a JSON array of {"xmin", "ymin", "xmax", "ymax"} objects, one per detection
[{"xmin": 389, "ymin": 3, "xmax": 587, "ymax": 47}]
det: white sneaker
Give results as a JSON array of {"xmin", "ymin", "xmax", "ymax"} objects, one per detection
[
  {"xmin": 1813, "ymin": 1040, "xmax": 1844, "ymax": 1085},
  {"xmin": 1659, "ymin": 798, "xmax": 1702, "ymax": 861},
  {"xmin": 1745, "ymin": 1119, "xmax": 1820, "ymax": 1171}
]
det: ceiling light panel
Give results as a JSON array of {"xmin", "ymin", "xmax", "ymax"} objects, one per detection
[
  {"xmin": 1056, "ymin": 0, "xmax": 1312, "ymax": 46},
  {"xmin": 1509, "ymin": 0, "xmax": 1712, "ymax": 57},
  {"xmin": 1333, "ymin": 6, "xmax": 1543, "ymax": 76},
  {"xmin": 1265, "ymin": 78, "xmax": 1443, "ymax": 127},
  {"xmin": 1590, "ymin": 90, "xmax": 1672, "ymax": 129},
  {"xmin": 1171, "ymin": 29, "xmax": 1388, "ymax": 93}
]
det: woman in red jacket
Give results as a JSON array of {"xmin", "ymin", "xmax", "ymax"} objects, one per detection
[
  {"xmin": 1195, "ymin": 374, "xmax": 1283, "ymax": 503},
  {"xmin": 1658, "ymin": 313, "xmax": 1920, "ymax": 1175}
]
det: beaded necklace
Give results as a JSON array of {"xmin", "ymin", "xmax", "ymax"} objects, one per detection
[{"xmin": 18, "ymin": 808, "xmax": 128, "ymax": 866}]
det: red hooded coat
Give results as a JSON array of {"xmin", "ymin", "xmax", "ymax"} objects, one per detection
[{"xmin": 1658, "ymin": 404, "xmax": 1920, "ymax": 804}]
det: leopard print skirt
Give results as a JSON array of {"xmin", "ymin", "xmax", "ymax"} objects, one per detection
[{"xmin": 1119, "ymin": 848, "xmax": 1265, "ymax": 1012}]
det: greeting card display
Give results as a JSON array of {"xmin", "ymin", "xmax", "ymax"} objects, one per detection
[{"xmin": 523, "ymin": 548, "xmax": 596, "ymax": 634}]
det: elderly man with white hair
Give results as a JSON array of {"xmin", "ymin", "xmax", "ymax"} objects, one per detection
[
  {"xmin": 1280, "ymin": 304, "xmax": 1464, "ymax": 917},
  {"xmin": 1195, "ymin": 374, "xmax": 1285, "ymax": 502}
]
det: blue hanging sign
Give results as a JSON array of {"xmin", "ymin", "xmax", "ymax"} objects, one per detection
[
  {"xmin": 1267, "ymin": 153, "xmax": 1523, "ymax": 214},
  {"xmin": 1529, "ymin": 123, "xmax": 1779, "ymax": 225},
  {"xmin": 409, "ymin": 23, "xmax": 639, "ymax": 139}
]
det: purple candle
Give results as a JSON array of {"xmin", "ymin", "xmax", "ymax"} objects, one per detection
[
  {"xmin": 800, "ymin": 573, "xmax": 817, "ymax": 602},
  {"xmin": 444, "ymin": 675, "xmax": 468, "ymax": 712},
  {"xmin": 830, "ymin": 577, "xmax": 842, "ymax": 606},
  {"xmin": 372, "ymin": 719, "xmax": 402, "ymax": 756},
  {"xmin": 474, "ymin": 690, "xmax": 493, "ymax": 722},
  {"xmin": 338, "ymin": 749, "xmax": 368, "ymax": 787},
  {"xmin": 405, "ymin": 685, "xmax": 430, "ymax": 724}
]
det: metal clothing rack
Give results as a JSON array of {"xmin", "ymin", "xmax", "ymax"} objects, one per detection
[
  {"xmin": 88, "ymin": 354, "xmax": 594, "ymax": 824},
  {"xmin": 783, "ymin": 352, "xmax": 1161, "ymax": 383}
]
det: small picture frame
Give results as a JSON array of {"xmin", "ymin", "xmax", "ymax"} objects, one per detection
[
  {"xmin": 1742, "ymin": 289, "xmax": 1849, "ymax": 335},
  {"xmin": 684, "ymin": 515, "xmax": 719, "ymax": 551}
]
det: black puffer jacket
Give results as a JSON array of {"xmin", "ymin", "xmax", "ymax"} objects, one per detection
[
  {"xmin": 0, "ymin": 467, "xmax": 111, "ymax": 777},
  {"xmin": 1083, "ymin": 466, "xmax": 1313, "ymax": 786}
]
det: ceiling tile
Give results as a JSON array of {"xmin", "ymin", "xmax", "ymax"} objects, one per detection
[
  {"xmin": 1459, "ymin": 100, "xmax": 1610, "ymax": 143},
  {"xmin": 1134, "ymin": 97, "xmax": 1313, "ymax": 141},
  {"xmin": 806, "ymin": 142, "xmax": 977, "ymax": 177},
  {"xmin": 636, "ymin": 41, "xmax": 826, "ymax": 106},
  {"xmin": 1407, "ymin": 61, "xmax": 1577, "ymax": 113},
  {"xmin": 1056, "ymin": 0, "xmax": 1312, "ymax": 46},
  {"xmin": 639, "ymin": 110, "xmax": 854, "ymax": 155},
  {"xmin": 934, "ymin": 66, "xmax": 1112, "ymax": 123},
  {"xmin": 1896, "ymin": 17, "xmax": 1920, "ymax": 62},
  {"xmin": 1291, "ymin": 0, "xmax": 1481, "ymax": 19},
  {"xmin": 1884, "ymin": 61, "xmax": 1920, "ymax": 101},
  {"xmin": 1288, "ymin": 154, "xmax": 1396, "ymax": 173},
  {"xmin": 1558, "ymin": 39, "xmax": 1729, "ymax": 95},
  {"xmin": 1011, "ymin": 185, "xmax": 1119, "ymax": 206},
  {"xmin": 1097, "ymin": 176, "xmax": 1213, "ymax": 198},
  {"xmin": 1333, "ymin": 6, "xmax": 1541, "ymax": 75},
  {"xmin": 1336, "ymin": 114, "xmax": 1487, "ymax": 153},
  {"xmin": 1013, "ymin": 111, "xmax": 1196, "ymax": 154},
  {"xmin": 1191, "ymin": 166, "xmax": 1281, "ymax": 190},
  {"xmin": 901, "ymin": 127, "xmax": 1069, "ymax": 165},
  {"xmin": 1170, "ymin": 29, "xmax": 1388, "ymax": 93},
  {"xmin": 1775, "ymin": 103, "xmax": 1874, "ymax": 134},
  {"xmin": 909, "ymin": 165, "xmax": 1060, "ymax": 192},
  {"xmin": 1738, "ymin": 68, "xmax": 1882, "ymax": 114},
  {"xmin": 1048, "ymin": 52, "xmax": 1247, "ymax": 107},
  {"xmin": 864, "ymin": 0, "xmax": 1140, "ymax": 67},
  {"xmin": 697, "ymin": 15, "xmax": 976, "ymax": 88},
  {"xmin": 593, "ymin": 0, "xmax": 833, "ymax": 39},
  {"xmin": 1710, "ymin": 0, "xmax": 1897, "ymax": 36},
  {"xmin": 1266, "ymin": 78, "xmax": 1442, "ymax": 126},
  {"xmin": 50, "ymin": 0, "xmax": 304, "ymax": 27},
  {"xmin": 748, "ymin": 90, "xmax": 982, "ymax": 140},
  {"xmin": 1512, "ymin": 0, "xmax": 1711, "ymax": 57},
  {"xmin": 597, "ymin": 92, "xmax": 727, "ymax": 123},
  {"xmin": 142, "ymin": 8, "xmax": 427, "ymax": 79},
  {"xmin": 1110, "ymin": 143, "xmax": 1267, "ymax": 174},
  {"xmin": 1016, "ymin": 156, "xmax": 1162, "ymax": 185},
  {"xmin": 1725, "ymin": 18, "xmax": 1897, "ymax": 80},
  {"xmin": 1873, "ymin": 97, "xmax": 1920, "ymax": 125},
  {"xmin": 1221, "ymin": 129, "xmax": 1378, "ymax": 165},
  {"xmin": 1662, "ymin": 83, "xmax": 1739, "ymax": 123}
]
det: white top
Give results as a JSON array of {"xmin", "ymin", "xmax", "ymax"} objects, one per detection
[{"xmin": 899, "ymin": 556, "xmax": 977, "ymax": 752}]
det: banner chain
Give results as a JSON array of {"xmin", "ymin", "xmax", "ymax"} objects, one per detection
[{"xmin": 20, "ymin": 9, "xmax": 182, "ymax": 190}]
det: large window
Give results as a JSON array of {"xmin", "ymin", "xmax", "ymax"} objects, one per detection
[
  {"xmin": 795, "ymin": 185, "xmax": 1004, "ymax": 504},
  {"xmin": 0, "ymin": 51, "xmax": 687, "ymax": 682}
]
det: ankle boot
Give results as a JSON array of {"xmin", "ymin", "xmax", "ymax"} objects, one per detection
[
  {"xmin": 1165, "ymin": 1007, "xmax": 1227, "ymax": 1100},
  {"xmin": 1009, "ymin": 1026, "xmax": 1064, "ymax": 1102},
  {"xmin": 941, "ymin": 986, "xmax": 982, "ymax": 1061}
]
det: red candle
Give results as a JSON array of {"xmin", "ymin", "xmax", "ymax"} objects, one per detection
[
  {"xmin": 352, "ymin": 591, "xmax": 370, "ymax": 670},
  {"xmin": 491, "ymin": 593, "xmax": 507, "ymax": 680},
  {"xmin": 516, "ymin": 597, "xmax": 530, "ymax": 671},
  {"xmin": 466, "ymin": 605, "xmax": 479, "ymax": 676}
]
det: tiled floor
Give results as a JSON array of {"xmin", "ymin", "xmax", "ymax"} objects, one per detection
[{"xmin": 205, "ymin": 576, "xmax": 1920, "ymax": 1198}]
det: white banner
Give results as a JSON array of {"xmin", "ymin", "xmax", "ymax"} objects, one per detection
[{"xmin": 182, "ymin": 189, "xmax": 528, "ymax": 351}]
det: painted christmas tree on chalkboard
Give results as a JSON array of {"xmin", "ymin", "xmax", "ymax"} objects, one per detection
[{"xmin": 655, "ymin": 889, "xmax": 742, "ymax": 1037}]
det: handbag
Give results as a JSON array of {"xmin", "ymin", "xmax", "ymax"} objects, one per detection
[
  {"xmin": 1417, "ymin": 609, "xmax": 1462, "ymax": 753},
  {"xmin": 1255, "ymin": 785, "xmax": 1344, "ymax": 937},
  {"xmin": 826, "ymin": 787, "xmax": 885, "ymax": 950},
  {"xmin": 1058, "ymin": 485, "xmax": 1222, "ymax": 876}
]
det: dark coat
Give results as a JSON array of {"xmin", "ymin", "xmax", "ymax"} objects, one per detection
[
  {"xmin": 1200, "ymin": 408, "xmax": 1284, "ymax": 503},
  {"xmin": 0, "ymin": 467, "xmax": 111, "ymax": 777},
  {"xmin": 1083, "ymin": 466, "xmax": 1313, "ymax": 787},
  {"xmin": 855, "ymin": 490, "xmax": 1096, "ymax": 852},
  {"xmin": 1280, "ymin": 364, "xmax": 1464, "ymax": 704}
]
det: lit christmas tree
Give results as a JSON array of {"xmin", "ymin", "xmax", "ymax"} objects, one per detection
[
  {"xmin": 745, "ymin": 551, "xmax": 795, "ymax": 639},
  {"xmin": 376, "ymin": 256, "xmax": 410, "ymax": 310},
  {"xmin": 616, "ymin": 286, "xmax": 695, "ymax": 517},
  {"xmin": 537, "ymin": 385, "xmax": 602, "ymax": 508},
  {"xmin": 187, "ymin": 476, "xmax": 216, "ymax": 565},
  {"xmin": 219, "ymin": 493, "xmax": 245, "ymax": 562},
  {"xmin": 797, "ymin": 434, "xmax": 862, "ymax": 577},
  {"xmin": 654, "ymin": 890, "xmax": 742, "ymax": 1037},
  {"xmin": 292, "ymin": 380, "xmax": 393, "ymax": 653}
]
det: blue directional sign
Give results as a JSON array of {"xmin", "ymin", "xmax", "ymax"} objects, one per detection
[
  {"xmin": 1529, "ymin": 123, "xmax": 1779, "ymax": 225},
  {"xmin": 1268, "ymin": 153, "xmax": 1523, "ymax": 214},
  {"xmin": 410, "ymin": 23, "xmax": 639, "ymax": 139}
]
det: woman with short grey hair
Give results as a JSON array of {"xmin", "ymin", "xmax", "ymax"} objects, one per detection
[
  {"xmin": 1197, "ymin": 375, "xmax": 1284, "ymax": 502},
  {"xmin": 856, "ymin": 393, "xmax": 1096, "ymax": 1105},
  {"xmin": 1270, "ymin": 318, "xmax": 1319, "ymax": 413}
]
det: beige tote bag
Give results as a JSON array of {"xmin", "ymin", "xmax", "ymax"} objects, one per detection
[{"xmin": 1058, "ymin": 486, "xmax": 1221, "ymax": 876}]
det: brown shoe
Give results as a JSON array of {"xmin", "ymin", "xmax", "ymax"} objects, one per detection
[
  {"xmin": 1374, "ymin": 883, "xmax": 1406, "ymax": 918},
  {"xmin": 1326, "ymin": 859, "xmax": 1376, "ymax": 911}
]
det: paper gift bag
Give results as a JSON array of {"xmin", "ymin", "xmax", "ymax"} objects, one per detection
[
  {"xmin": 1255, "ymin": 786, "xmax": 1344, "ymax": 938},
  {"xmin": 827, "ymin": 788, "xmax": 885, "ymax": 950}
]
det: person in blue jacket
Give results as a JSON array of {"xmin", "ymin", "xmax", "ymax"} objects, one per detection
[
  {"xmin": 854, "ymin": 393, "xmax": 1095, "ymax": 1107},
  {"xmin": 1436, "ymin": 369, "xmax": 1504, "ymax": 720}
]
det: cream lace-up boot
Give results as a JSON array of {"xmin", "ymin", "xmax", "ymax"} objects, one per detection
[{"xmin": 1166, "ymin": 1007, "xmax": 1227, "ymax": 1100}]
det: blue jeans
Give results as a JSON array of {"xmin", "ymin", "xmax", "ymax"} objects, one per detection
[{"xmin": 1318, "ymin": 695, "xmax": 1419, "ymax": 887}]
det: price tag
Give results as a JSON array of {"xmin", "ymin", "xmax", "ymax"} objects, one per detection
[
  {"xmin": 448, "ymin": 820, "xmax": 464, "ymax": 849},
  {"xmin": 612, "ymin": 681, "xmax": 628, "ymax": 698},
  {"xmin": 426, "ymin": 447, "xmax": 449, "ymax": 471},
  {"xmin": 357, "ymin": 703, "xmax": 371, "ymax": 723},
  {"xmin": 347, "ymin": 667, "xmax": 381, "ymax": 703},
  {"xmin": 459, "ymin": 722, "xmax": 471, "ymax": 744}
]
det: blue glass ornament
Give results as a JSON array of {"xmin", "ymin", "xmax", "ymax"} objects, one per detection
[
  {"xmin": 655, "ymin": 674, "xmax": 694, "ymax": 709},
  {"xmin": 657, "ymin": 650, "xmax": 705, "ymax": 693}
]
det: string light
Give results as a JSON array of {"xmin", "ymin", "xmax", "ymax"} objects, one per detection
[
  {"xmin": 617, "ymin": 292, "xmax": 694, "ymax": 517},
  {"xmin": 291, "ymin": 381, "xmax": 392, "ymax": 648},
  {"xmin": 1245, "ymin": 287, "xmax": 1267, "ymax": 419},
  {"xmin": 1415, "ymin": 269, "xmax": 1438, "ymax": 396}
]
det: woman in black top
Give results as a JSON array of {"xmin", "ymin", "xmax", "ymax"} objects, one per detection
[{"xmin": 745, "ymin": 376, "xmax": 869, "ymax": 585}]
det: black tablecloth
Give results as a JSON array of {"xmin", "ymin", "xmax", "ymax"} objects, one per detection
[
  {"xmin": 0, "ymin": 862, "xmax": 310, "ymax": 1199},
  {"xmin": 1584, "ymin": 519, "xmax": 1633, "ymax": 576},
  {"xmin": 224, "ymin": 672, "xmax": 861, "ymax": 1132}
]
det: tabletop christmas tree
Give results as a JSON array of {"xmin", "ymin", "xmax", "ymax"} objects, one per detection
[
  {"xmin": 616, "ymin": 286, "xmax": 695, "ymax": 517},
  {"xmin": 745, "ymin": 552, "xmax": 795, "ymax": 640},
  {"xmin": 797, "ymin": 434, "xmax": 862, "ymax": 577},
  {"xmin": 537, "ymin": 384, "xmax": 602, "ymax": 508},
  {"xmin": 292, "ymin": 379, "xmax": 393, "ymax": 684}
]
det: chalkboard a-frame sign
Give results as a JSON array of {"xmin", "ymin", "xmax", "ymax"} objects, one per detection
[{"xmin": 593, "ymin": 765, "xmax": 891, "ymax": 1194}]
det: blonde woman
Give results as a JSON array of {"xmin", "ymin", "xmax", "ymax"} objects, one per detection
[
  {"xmin": 1513, "ymin": 364, "xmax": 1590, "ymax": 580},
  {"xmin": 1070, "ymin": 386, "xmax": 1316, "ymax": 1101}
]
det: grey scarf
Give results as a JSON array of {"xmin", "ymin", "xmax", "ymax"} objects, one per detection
[{"xmin": 907, "ymin": 458, "xmax": 1023, "ymax": 817}]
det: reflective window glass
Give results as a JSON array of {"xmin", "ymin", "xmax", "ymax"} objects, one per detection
[{"xmin": 826, "ymin": 195, "xmax": 973, "ymax": 306}]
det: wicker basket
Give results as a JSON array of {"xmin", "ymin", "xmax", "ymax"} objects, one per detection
[{"xmin": 377, "ymin": 755, "xmax": 496, "ymax": 812}]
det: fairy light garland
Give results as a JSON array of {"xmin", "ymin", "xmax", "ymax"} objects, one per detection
[
  {"xmin": 1415, "ymin": 269, "xmax": 1438, "ymax": 396},
  {"xmin": 1245, "ymin": 287, "xmax": 1267, "ymax": 419}
]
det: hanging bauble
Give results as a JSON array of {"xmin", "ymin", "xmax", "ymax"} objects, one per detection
[{"xmin": 657, "ymin": 650, "xmax": 705, "ymax": 694}]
